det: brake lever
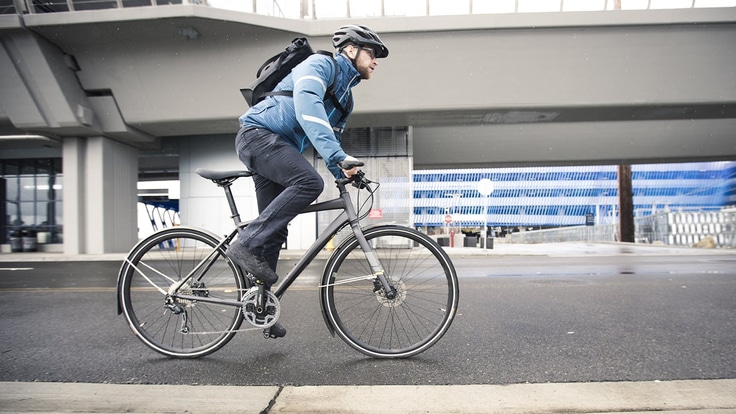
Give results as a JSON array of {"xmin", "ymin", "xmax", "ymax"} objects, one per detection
[
  {"xmin": 350, "ymin": 170, "xmax": 370, "ymax": 189},
  {"xmin": 336, "ymin": 170, "xmax": 370, "ymax": 189}
]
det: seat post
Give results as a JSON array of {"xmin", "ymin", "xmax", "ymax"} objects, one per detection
[{"xmin": 220, "ymin": 181, "xmax": 242, "ymax": 226}]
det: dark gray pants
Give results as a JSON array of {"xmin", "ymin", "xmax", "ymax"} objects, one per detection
[{"xmin": 234, "ymin": 127, "xmax": 324, "ymax": 271}]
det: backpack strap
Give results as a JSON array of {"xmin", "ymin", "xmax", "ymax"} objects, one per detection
[
  {"xmin": 316, "ymin": 50, "xmax": 350, "ymax": 125},
  {"xmin": 263, "ymin": 51, "xmax": 350, "ymax": 124}
]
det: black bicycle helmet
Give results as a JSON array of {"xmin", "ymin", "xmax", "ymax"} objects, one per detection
[{"xmin": 332, "ymin": 25, "xmax": 389, "ymax": 58}]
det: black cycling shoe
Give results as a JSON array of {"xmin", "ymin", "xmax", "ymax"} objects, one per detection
[
  {"xmin": 264, "ymin": 322, "xmax": 286, "ymax": 339},
  {"xmin": 225, "ymin": 243, "xmax": 278, "ymax": 285}
]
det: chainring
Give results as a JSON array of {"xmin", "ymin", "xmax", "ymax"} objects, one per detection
[{"xmin": 241, "ymin": 287, "xmax": 280, "ymax": 328}]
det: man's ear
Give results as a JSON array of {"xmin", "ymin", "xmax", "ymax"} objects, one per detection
[{"xmin": 346, "ymin": 45, "xmax": 358, "ymax": 59}]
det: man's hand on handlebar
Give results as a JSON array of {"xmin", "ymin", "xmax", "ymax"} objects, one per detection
[
  {"xmin": 337, "ymin": 156, "xmax": 371, "ymax": 189},
  {"xmin": 338, "ymin": 155, "xmax": 364, "ymax": 178}
]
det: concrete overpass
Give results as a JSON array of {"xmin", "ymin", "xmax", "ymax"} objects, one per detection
[{"xmin": 1, "ymin": 5, "xmax": 735, "ymax": 253}]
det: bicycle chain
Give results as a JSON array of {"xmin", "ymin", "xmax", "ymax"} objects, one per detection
[{"xmin": 178, "ymin": 287, "xmax": 280, "ymax": 335}]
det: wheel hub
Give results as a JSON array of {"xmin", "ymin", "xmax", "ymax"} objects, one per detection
[
  {"xmin": 375, "ymin": 279, "xmax": 407, "ymax": 308},
  {"xmin": 170, "ymin": 281, "xmax": 209, "ymax": 307}
]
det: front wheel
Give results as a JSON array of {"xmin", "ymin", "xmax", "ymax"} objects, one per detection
[
  {"xmin": 320, "ymin": 226, "xmax": 459, "ymax": 358},
  {"xmin": 118, "ymin": 227, "xmax": 247, "ymax": 358}
]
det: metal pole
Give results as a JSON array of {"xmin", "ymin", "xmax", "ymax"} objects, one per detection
[
  {"xmin": 482, "ymin": 195, "xmax": 488, "ymax": 247},
  {"xmin": 618, "ymin": 164, "xmax": 635, "ymax": 243}
]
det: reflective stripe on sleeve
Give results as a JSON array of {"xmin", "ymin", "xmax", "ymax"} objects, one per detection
[
  {"xmin": 302, "ymin": 114, "xmax": 332, "ymax": 129},
  {"xmin": 294, "ymin": 75, "xmax": 326, "ymax": 92}
]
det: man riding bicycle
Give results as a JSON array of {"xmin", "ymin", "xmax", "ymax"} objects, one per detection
[{"xmin": 226, "ymin": 25, "xmax": 390, "ymax": 339}]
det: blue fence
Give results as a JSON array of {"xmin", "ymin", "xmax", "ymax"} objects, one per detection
[{"xmin": 412, "ymin": 161, "xmax": 736, "ymax": 229}]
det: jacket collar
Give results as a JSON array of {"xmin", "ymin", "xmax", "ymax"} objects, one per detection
[{"xmin": 335, "ymin": 54, "xmax": 361, "ymax": 88}]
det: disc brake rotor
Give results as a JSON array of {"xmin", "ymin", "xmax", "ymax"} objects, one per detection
[{"xmin": 376, "ymin": 279, "xmax": 407, "ymax": 308}]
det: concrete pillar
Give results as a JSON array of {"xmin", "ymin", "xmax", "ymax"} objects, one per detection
[
  {"xmin": 63, "ymin": 136, "xmax": 138, "ymax": 254},
  {"xmin": 86, "ymin": 137, "xmax": 138, "ymax": 253},
  {"xmin": 62, "ymin": 138, "xmax": 86, "ymax": 255}
]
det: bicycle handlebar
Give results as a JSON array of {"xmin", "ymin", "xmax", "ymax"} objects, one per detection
[{"xmin": 335, "ymin": 170, "xmax": 372, "ymax": 189}]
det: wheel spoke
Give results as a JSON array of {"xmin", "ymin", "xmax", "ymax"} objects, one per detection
[
  {"xmin": 322, "ymin": 226, "xmax": 458, "ymax": 358},
  {"xmin": 124, "ymin": 258, "xmax": 170, "ymax": 295},
  {"xmin": 119, "ymin": 228, "xmax": 245, "ymax": 358}
]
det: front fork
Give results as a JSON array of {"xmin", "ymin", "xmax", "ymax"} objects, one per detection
[
  {"xmin": 361, "ymin": 249, "xmax": 396, "ymax": 299},
  {"xmin": 350, "ymin": 224, "xmax": 397, "ymax": 300}
]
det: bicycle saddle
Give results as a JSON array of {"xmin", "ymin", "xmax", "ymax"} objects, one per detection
[{"xmin": 196, "ymin": 168, "xmax": 253, "ymax": 181}]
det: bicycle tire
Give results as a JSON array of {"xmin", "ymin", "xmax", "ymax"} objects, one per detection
[
  {"xmin": 320, "ymin": 225, "xmax": 459, "ymax": 358},
  {"xmin": 119, "ymin": 227, "xmax": 247, "ymax": 358}
]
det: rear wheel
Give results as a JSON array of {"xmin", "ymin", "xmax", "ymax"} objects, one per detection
[
  {"xmin": 320, "ymin": 226, "xmax": 459, "ymax": 358},
  {"xmin": 118, "ymin": 227, "xmax": 247, "ymax": 358}
]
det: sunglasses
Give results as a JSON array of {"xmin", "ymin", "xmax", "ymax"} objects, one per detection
[{"xmin": 360, "ymin": 47, "xmax": 377, "ymax": 60}]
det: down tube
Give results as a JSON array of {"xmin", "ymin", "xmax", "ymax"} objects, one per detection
[{"xmin": 273, "ymin": 211, "xmax": 349, "ymax": 298}]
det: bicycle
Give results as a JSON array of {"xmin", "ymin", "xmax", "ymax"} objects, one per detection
[{"xmin": 116, "ymin": 167, "xmax": 459, "ymax": 359}]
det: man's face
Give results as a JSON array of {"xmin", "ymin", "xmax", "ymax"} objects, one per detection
[{"xmin": 354, "ymin": 46, "xmax": 378, "ymax": 80}]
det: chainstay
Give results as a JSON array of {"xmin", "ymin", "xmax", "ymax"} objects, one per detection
[{"xmin": 184, "ymin": 326, "xmax": 264, "ymax": 335}]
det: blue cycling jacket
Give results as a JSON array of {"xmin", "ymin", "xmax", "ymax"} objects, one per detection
[{"xmin": 239, "ymin": 53, "xmax": 361, "ymax": 178}]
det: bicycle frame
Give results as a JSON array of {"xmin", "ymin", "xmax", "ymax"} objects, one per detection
[
  {"xmin": 163, "ymin": 173, "xmax": 393, "ymax": 313},
  {"xmin": 227, "ymin": 175, "xmax": 390, "ymax": 300},
  {"xmin": 118, "ymin": 169, "xmax": 458, "ymax": 358}
]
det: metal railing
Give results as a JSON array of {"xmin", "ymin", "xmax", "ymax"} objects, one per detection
[
  {"xmin": 4, "ymin": 0, "xmax": 734, "ymax": 17},
  {"xmin": 507, "ymin": 209, "xmax": 736, "ymax": 248}
]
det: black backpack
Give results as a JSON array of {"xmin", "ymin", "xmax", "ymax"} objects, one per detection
[{"xmin": 240, "ymin": 37, "xmax": 347, "ymax": 117}]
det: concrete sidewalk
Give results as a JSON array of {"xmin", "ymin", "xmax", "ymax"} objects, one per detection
[{"xmin": 1, "ymin": 379, "xmax": 735, "ymax": 413}]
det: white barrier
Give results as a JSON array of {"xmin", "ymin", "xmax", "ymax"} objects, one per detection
[{"xmin": 508, "ymin": 210, "xmax": 736, "ymax": 248}]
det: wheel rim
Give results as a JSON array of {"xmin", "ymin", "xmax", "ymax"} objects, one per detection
[
  {"xmin": 121, "ymin": 230, "xmax": 244, "ymax": 357},
  {"xmin": 324, "ymin": 228, "xmax": 458, "ymax": 357}
]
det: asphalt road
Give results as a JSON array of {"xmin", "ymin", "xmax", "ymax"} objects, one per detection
[{"xmin": 1, "ymin": 253, "xmax": 735, "ymax": 387}]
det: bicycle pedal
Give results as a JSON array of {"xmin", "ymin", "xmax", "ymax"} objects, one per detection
[{"xmin": 263, "ymin": 322, "xmax": 286, "ymax": 339}]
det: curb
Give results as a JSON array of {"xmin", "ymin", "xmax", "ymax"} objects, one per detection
[{"xmin": 1, "ymin": 379, "xmax": 735, "ymax": 414}]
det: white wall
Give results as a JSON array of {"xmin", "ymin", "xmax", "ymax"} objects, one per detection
[{"xmin": 178, "ymin": 134, "xmax": 317, "ymax": 250}]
